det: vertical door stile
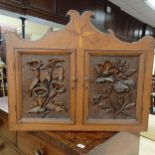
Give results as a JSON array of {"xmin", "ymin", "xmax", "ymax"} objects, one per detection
[
  {"xmin": 75, "ymin": 48, "xmax": 85, "ymax": 125},
  {"xmin": 70, "ymin": 50, "xmax": 76, "ymax": 124},
  {"xmin": 84, "ymin": 51, "xmax": 90, "ymax": 123}
]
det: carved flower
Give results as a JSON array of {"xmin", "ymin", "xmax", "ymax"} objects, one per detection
[
  {"xmin": 46, "ymin": 100, "xmax": 67, "ymax": 112},
  {"xmin": 117, "ymin": 60, "xmax": 129, "ymax": 73},
  {"xmin": 26, "ymin": 58, "xmax": 67, "ymax": 117},
  {"xmin": 96, "ymin": 60, "xmax": 119, "ymax": 77},
  {"xmin": 33, "ymin": 86, "xmax": 48, "ymax": 97},
  {"xmin": 47, "ymin": 59, "xmax": 64, "ymax": 68},
  {"xmin": 27, "ymin": 59, "xmax": 42, "ymax": 71},
  {"xmin": 51, "ymin": 82, "xmax": 65, "ymax": 93}
]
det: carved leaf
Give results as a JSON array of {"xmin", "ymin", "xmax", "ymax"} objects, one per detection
[
  {"xmin": 123, "ymin": 102, "xmax": 135, "ymax": 110},
  {"xmin": 29, "ymin": 77, "xmax": 39, "ymax": 96},
  {"xmin": 52, "ymin": 66, "xmax": 64, "ymax": 81},
  {"xmin": 55, "ymin": 101, "xmax": 64, "ymax": 106},
  {"xmin": 114, "ymin": 81, "xmax": 129, "ymax": 93},
  {"xmin": 96, "ymin": 77, "xmax": 114, "ymax": 83},
  {"xmin": 45, "ymin": 103, "xmax": 66, "ymax": 112},
  {"xmin": 122, "ymin": 79, "xmax": 134, "ymax": 88},
  {"xmin": 118, "ymin": 96, "xmax": 124, "ymax": 107},
  {"xmin": 52, "ymin": 82, "xmax": 65, "ymax": 93},
  {"xmin": 125, "ymin": 69, "xmax": 136, "ymax": 76},
  {"xmin": 98, "ymin": 102, "xmax": 111, "ymax": 109},
  {"xmin": 27, "ymin": 106, "xmax": 46, "ymax": 113},
  {"xmin": 55, "ymin": 106, "xmax": 65, "ymax": 112},
  {"xmin": 46, "ymin": 103, "xmax": 57, "ymax": 110},
  {"xmin": 102, "ymin": 108, "xmax": 113, "ymax": 115},
  {"xmin": 38, "ymin": 107, "xmax": 46, "ymax": 113},
  {"xmin": 121, "ymin": 110, "xmax": 133, "ymax": 117},
  {"xmin": 91, "ymin": 94, "xmax": 102, "ymax": 105}
]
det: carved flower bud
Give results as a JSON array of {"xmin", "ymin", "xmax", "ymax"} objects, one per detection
[{"xmin": 26, "ymin": 59, "xmax": 42, "ymax": 71}]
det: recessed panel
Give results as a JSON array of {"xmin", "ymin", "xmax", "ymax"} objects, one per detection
[
  {"xmin": 85, "ymin": 51, "xmax": 142, "ymax": 124},
  {"xmin": 16, "ymin": 50, "xmax": 75, "ymax": 123}
]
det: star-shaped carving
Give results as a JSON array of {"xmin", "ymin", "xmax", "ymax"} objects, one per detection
[{"xmin": 68, "ymin": 21, "xmax": 94, "ymax": 48}]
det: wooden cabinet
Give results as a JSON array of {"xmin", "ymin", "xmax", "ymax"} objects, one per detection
[
  {"xmin": 0, "ymin": 108, "xmax": 24, "ymax": 155},
  {"xmin": 17, "ymin": 132, "xmax": 66, "ymax": 155},
  {"xmin": 0, "ymin": 137, "xmax": 21, "ymax": 155},
  {"xmin": 29, "ymin": 0, "xmax": 56, "ymax": 14},
  {"xmin": 6, "ymin": 10, "xmax": 155, "ymax": 131},
  {"xmin": 0, "ymin": 114, "xmax": 16, "ymax": 145}
]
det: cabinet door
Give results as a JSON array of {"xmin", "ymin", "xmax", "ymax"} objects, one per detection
[
  {"xmin": 9, "ymin": 49, "xmax": 76, "ymax": 130},
  {"xmin": 6, "ymin": 10, "xmax": 154, "ymax": 131},
  {"xmin": 84, "ymin": 50, "xmax": 148, "ymax": 130}
]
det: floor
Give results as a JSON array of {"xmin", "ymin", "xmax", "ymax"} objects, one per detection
[
  {"xmin": 139, "ymin": 114, "xmax": 155, "ymax": 155},
  {"xmin": 139, "ymin": 136, "xmax": 155, "ymax": 155}
]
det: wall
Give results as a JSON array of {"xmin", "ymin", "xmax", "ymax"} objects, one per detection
[
  {"xmin": 0, "ymin": 0, "xmax": 155, "ymax": 42},
  {"xmin": 0, "ymin": 15, "xmax": 50, "ymax": 40}
]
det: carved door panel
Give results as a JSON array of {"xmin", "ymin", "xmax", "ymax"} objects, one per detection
[
  {"xmin": 14, "ymin": 49, "xmax": 76, "ymax": 126},
  {"xmin": 84, "ymin": 50, "xmax": 146, "ymax": 127}
]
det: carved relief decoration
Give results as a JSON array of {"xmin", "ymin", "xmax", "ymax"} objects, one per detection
[
  {"xmin": 26, "ymin": 58, "xmax": 66, "ymax": 116},
  {"xmin": 89, "ymin": 56, "xmax": 139, "ymax": 119},
  {"xmin": 21, "ymin": 54, "xmax": 71, "ymax": 119}
]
